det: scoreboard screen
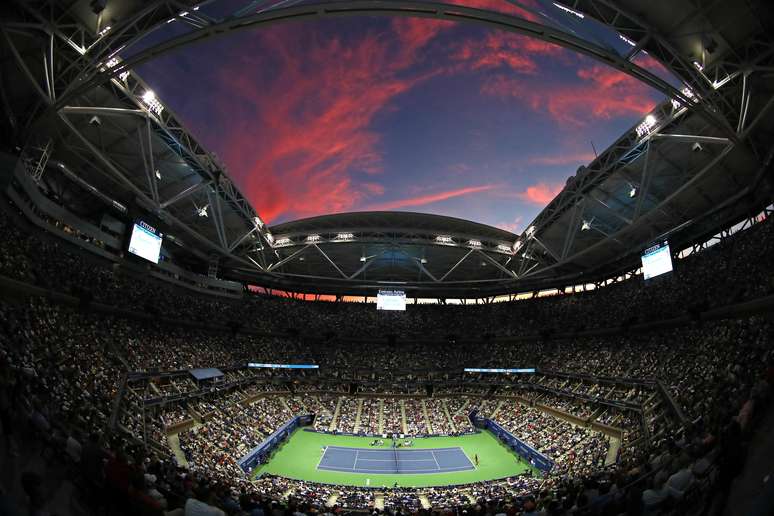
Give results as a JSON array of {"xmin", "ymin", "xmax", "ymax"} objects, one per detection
[
  {"xmin": 377, "ymin": 290, "xmax": 406, "ymax": 311},
  {"xmin": 641, "ymin": 241, "xmax": 673, "ymax": 280},
  {"xmin": 128, "ymin": 220, "xmax": 163, "ymax": 264}
]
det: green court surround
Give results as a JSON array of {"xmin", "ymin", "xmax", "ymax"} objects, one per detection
[{"xmin": 252, "ymin": 429, "xmax": 535, "ymax": 488}]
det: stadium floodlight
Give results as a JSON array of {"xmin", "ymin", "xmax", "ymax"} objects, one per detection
[
  {"xmin": 155, "ymin": 169, "xmax": 161, "ymax": 180},
  {"xmin": 467, "ymin": 239, "xmax": 482, "ymax": 248},
  {"xmin": 178, "ymin": 11, "xmax": 189, "ymax": 16},
  {"xmin": 435, "ymin": 235, "xmax": 454, "ymax": 244},
  {"xmin": 693, "ymin": 60, "xmax": 704, "ymax": 71},
  {"xmin": 104, "ymin": 57, "xmax": 129, "ymax": 81},
  {"xmin": 420, "ymin": 257, "xmax": 428, "ymax": 264},
  {"xmin": 671, "ymin": 86, "xmax": 696, "ymax": 109},
  {"xmin": 513, "ymin": 240, "xmax": 523, "ymax": 251},
  {"xmin": 359, "ymin": 256, "xmax": 367, "ymax": 262},
  {"xmin": 553, "ymin": 2, "xmax": 584, "ymax": 18},
  {"xmin": 635, "ymin": 114, "xmax": 658, "ymax": 137},
  {"xmin": 305, "ymin": 234, "xmax": 321, "ymax": 243},
  {"xmin": 193, "ymin": 5, "xmax": 200, "ymax": 10},
  {"xmin": 197, "ymin": 205, "xmax": 208, "ymax": 218},
  {"xmin": 141, "ymin": 90, "xmax": 164, "ymax": 115},
  {"xmin": 98, "ymin": 25, "xmax": 111, "ymax": 37},
  {"xmin": 265, "ymin": 232, "xmax": 274, "ymax": 244},
  {"xmin": 581, "ymin": 220, "xmax": 591, "ymax": 231},
  {"xmin": 670, "ymin": 98, "xmax": 681, "ymax": 110},
  {"xmin": 253, "ymin": 216, "xmax": 264, "ymax": 228},
  {"xmin": 619, "ymin": 34, "xmax": 636, "ymax": 47},
  {"xmin": 496, "ymin": 244, "xmax": 512, "ymax": 253},
  {"xmin": 525, "ymin": 225, "xmax": 536, "ymax": 237},
  {"xmin": 711, "ymin": 75, "xmax": 733, "ymax": 90},
  {"xmin": 335, "ymin": 232, "xmax": 354, "ymax": 241},
  {"xmin": 274, "ymin": 237, "xmax": 292, "ymax": 246},
  {"xmin": 629, "ymin": 186, "xmax": 638, "ymax": 198}
]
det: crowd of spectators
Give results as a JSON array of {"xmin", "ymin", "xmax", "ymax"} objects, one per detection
[
  {"xmin": 403, "ymin": 399, "xmax": 429, "ymax": 435},
  {"xmin": 383, "ymin": 398, "xmax": 403, "ymax": 434},
  {"xmin": 3, "ymin": 291, "xmax": 770, "ymax": 514},
  {"xmin": 359, "ymin": 398, "xmax": 381, "ymax": 434},
  {"xmin": 1, "ymin": 209, "xmax": 774, "ymax": 514},
  {"xmin": 424, "ymin": 399, "xmax": 453, "ymax": 434}
]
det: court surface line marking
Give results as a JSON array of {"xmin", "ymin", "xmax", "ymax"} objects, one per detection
[
  {"xmin": 316, "ymin": 446, "xmax": 476, "ymax": 474},
  {"xmin": 460, "ymin": 448, "xmax": 477, "ymax": 470},
  {"xmin": 316, "ymin": 465, "xmax": 475, "ymax": 474},
  {"xmin": 358, "ymin": 459, "xmax": 438, "ymax": 464},
  {"xmin": 315, "ymin": 446, "xmax": 327, "ymax": 470},
  {"xmin": 430, "ymin": 450, "xmax": 441, "ymax": 471}
]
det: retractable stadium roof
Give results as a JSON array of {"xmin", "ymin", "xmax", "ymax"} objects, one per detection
[{"xmin": 1, "ymin": 0, "xmax": 773, "ymax": 297}]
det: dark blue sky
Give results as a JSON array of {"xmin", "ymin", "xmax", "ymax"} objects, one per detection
[{"xmin": 140, "ymin": 0, "xmax": 668, "ymax": 233}]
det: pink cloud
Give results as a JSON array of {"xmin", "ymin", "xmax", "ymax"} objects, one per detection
[
  {"xmin": 481, "ymin": 63, "xmax": 659, "ymax": 125},
  {"xmin": 496, "ymin": 215, "xmax": 524, "ymax": 233},
  {"xmin": 362, "ymin": 182, "xmax": 386, "ymax": 196},
  {"xmin": 215, "ymin": 22, "xmax": 445, "ymax": 223},
  {"xmin": 445, "ymin": 0, "xmax": 543, "ymax": 22},
  {"xmin": 448, "ymin": 32, "xmax": 565, "ymax": 75},
  {"xmin": 368, "ymin": 184, "xmax": 496, "ymax": 210},
  {"xmin": 514, "ymin": 182, "xmax": 564, "ymax": 205}
]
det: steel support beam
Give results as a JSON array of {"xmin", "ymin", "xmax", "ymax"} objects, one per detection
[
  {"xmin": 588, "ymin": 194, "xmax": 633, "ymax": 225},
  {"xmin": 139, "ymin": 117, "xmax": 159, "ymax": 204},
  {"xmin": 1, "ymin": 27, "xmax": 50, "ymax": 103},
  {"xmin": 159, "ymin": 181, "xmax": 211, "ymax": 209},
  {"xmin": 405, "ymin": 254, "xmax": 439, "ymax": 283},
  {"xmin": 207, "ymin": 186, "xmax": 229, "ymax": 250},
  {"xmin": 531, "ymin": 235, "xmax": 560, "ymax": 263},
  {"xmin": 268, "ymin": 245, "xmax": 311, "ymax": 272},
  {"xmin": 474, "ymin": 249, "xmax": 517, "ymax": 279},
  {"xmin": 59, "ymin": 112, "xmax": 151, "ymax": 201},
  {"xmin": 312, "ymin": 244, "xmax": 349, "ymax": 279},
  {"xmin": 439, "ymin": 249, "xmax": 474, "ymax": 282},
  {"xmin": 649, "ymin": 134, "xmax": 730, "ymax": 145},
  {"xmin": 347, "ymin": 250, "xmax": 388, "ymax": 280},
  {"xmin": 229, "ymin": 227, "xmax": 259, "ymax": 253},
  {"xmin": 561, "ymin": 200, "xmax": 584, "ymax": 260},
  {"xmin": 634, "ymin": 140, "xmax": 652, "ymax": 220},
  {"xmin": 60, "ymin": 106, "xmax": 147, "ymax": 118}
]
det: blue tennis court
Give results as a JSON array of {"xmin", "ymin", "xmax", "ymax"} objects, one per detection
[{"xmin": 317, "ymin": 446, "xmax": 475, "ymax": 474}]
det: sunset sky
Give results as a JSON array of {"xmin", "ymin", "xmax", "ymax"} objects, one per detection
[{"xmin": 139, "ymin": 0, "xmax": 670, "ymax": 233}]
